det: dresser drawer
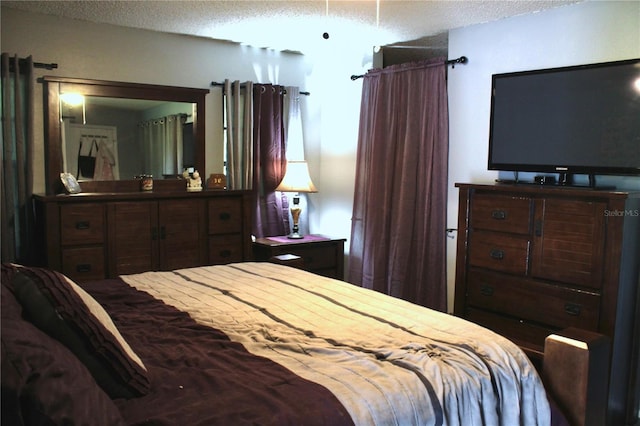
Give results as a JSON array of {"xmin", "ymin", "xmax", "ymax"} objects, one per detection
[
  {"xmin": 208, "ymin": 198, "xmax": 243, "ymax": 235},
  {"xmin": 62, "ymin": 247, "xmax": 106, "ymax": 281},
  {"xmin": 209, "ymin": 235, "xmax": 244, "ymax": 264},
  {"xmin": 469, "ymin": 231, "xmax": 530, "ymax": 275},
  {"xmin": 60, "ymin": 204, "xmax": 105, "ymax": 245},
  {"xmin": 283, "ymin": 245, "xmax": 338, "ymax": 271},
  {"xmin": 467, "ymin": 269, "xmax": 600, "ymax": 330},
  {"xmin": 471, "ymin": 193, "xmax": 532, "ymax": 234}
]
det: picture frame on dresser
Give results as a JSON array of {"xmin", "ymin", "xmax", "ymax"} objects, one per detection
[{"xmin": 59, "ymin": 173, "xmax": 81, "ymax": 194}]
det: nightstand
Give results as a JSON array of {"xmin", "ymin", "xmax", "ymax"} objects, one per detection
[{"xmin": 253, "ymin": 235, "xmax": 346, "ymax": 279}]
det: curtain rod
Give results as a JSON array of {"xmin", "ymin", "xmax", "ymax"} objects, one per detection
[
  {"xmin": 3, "ymin": 57, "xmax": 58, "ymax": 73},
  {"xmin": 34, "ymin": 61, "xmax": 58, "ymax": 70},
  {"xmin": 211, "ymin": 81, "xmax": 310, "ymax": 96},
  {"xmin": 350, "ymin": 55, "xmax": 468, "ymax": 81}
]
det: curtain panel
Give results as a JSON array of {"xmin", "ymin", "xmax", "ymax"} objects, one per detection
[
  {"xmin": 252, "ymin": 84, "xmax": 289, "ymax": 238},
  {"xmin": 283, "ymin": 86, "xmax": 305, "ymax": 161},
  {"xmin": 282, "ymin": 86, "xmax": 311, "ymax": 236},
  {"xmin": 139, "ymin": 114, "xmax": 185, "ymax": 177},
  {"xmin": 348, "ymin": 58, "xmax": 449, "ymax": 311},
  {"xmin": 1, "ymin": 53, "xmax": 35, "ymax": 263},
  {"xmin": 224, "ymin": 79, "xmax": 253, "ymax": 190},
  {"xmin": 224, "ymin": 81, "xmax": 289, "ymax": 237}
]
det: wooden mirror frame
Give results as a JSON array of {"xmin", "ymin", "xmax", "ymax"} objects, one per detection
[{"xmin": 43, "ymin": 76, "xmax": 209, "ymax": 195}]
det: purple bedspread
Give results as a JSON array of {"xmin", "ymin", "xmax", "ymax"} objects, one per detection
[{"xmin": 82, "ymin": 278, "xmax": 353, "ymax": 426}]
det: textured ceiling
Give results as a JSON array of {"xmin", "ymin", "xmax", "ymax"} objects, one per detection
[{"xmin": 3, "ymin": 0, "xmax": 581, "ymax": 53}]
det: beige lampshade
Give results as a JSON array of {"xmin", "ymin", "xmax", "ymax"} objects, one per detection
[{"xmin": 275, "ymin": 161, "xmax": 318, "ymax": 193}]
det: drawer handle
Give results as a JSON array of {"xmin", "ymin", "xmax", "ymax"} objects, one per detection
[
  {"xmin": 76, "ymin": 264, "xmax": 92, "ymax": 273},
  {"xmin": 564, "ymin": 303, "xmax": 582, "ymax": 316},
  {"xmin": 491, "ymin": 210, "xmax": 507, "ymax": 220},
  {"xmin": 480, "ymin": 285, "xmax": 494, "ymax": 296},
  {"xmin": 152, "ymin": 227, "xmax": 158, "ymax": 240},
  {"xmin": 219, "ymin": 249, "xmax": 232, "ymax": 258},
  {"xmin": 489, "ymin": 249, "xmax": 505, "ymax": 260},
  {"xmin": 219, "ymin": 212, "xmax": 231, "ymax": 221},
  {"xmin": 75, "ymin": 221, "xmax": 90, "ymax": 230}
]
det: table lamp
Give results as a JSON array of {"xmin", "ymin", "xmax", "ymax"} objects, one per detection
[{"xmin": 275, "ymin": 160, "xmax": 318, "ymax": 239}]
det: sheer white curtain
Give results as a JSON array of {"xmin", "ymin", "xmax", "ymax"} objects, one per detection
[
  {"xmin": 139, "ymin": 114, "xmax": 185, "ymax": 178},
  {"xmin": 281, "ymin": 86, "xmax": 312, "ymax": 236},
  {"xmin": 283, "ymin": 86, "xmax": 305, "ymax": 161},
  {"xmin": 224, "ymin": 79, "xmax": 254, "ymax": 190}
]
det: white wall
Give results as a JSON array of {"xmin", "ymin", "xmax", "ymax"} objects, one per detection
[
  {"xmin": 446, "ymin": 0, "xmax": 640, "ymax": 312},
  {"xmin": 302, "ymin": 41, "xmax": 370, "ymax": 258}
]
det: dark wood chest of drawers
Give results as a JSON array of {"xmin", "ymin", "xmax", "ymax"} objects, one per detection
[
  {"xmin": 454, "ymin": 183, "xmax": 640, "ymax": 425},
  {"xmin": 34, "ymin": 190, "xmax": 253, "ymax": 282}
]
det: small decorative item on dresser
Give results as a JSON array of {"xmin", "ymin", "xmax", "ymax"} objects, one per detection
[
  {"xmin": 187, "ymin": 170, "xmax": 203, "ymax": 192},
  {"xmin": 59, "ymin": 173, "xmax": 81, "ymax": 194},
  {"xmin": 207, "ymin": 173, "xmax": 227, "ymax": 190},
  {"xmin": 137, "ymin": 175, "xmax": 153, "ymax": 191}
]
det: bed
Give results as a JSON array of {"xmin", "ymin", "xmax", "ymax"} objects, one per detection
[{"xmin": 1, "ymin": 262, "xmax": 560, "ymax": 425}]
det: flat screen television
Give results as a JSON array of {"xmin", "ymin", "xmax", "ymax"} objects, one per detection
[{"xmin": 488, "ymin": 58, "xmax": 640, "ymax": 184}]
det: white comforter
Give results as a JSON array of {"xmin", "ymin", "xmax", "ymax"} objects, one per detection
[{"xmin": 122, "ymin": 262, "xmax": 550, "ymax": 426}]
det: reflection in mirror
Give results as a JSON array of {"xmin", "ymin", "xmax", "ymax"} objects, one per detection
[
  {"xmin": 60, "ymin": 96, "xmax": 195, "ymax": 180},
  {"xmin": 43, "ymin": 76, "xmax": 209, "ymax": 195}
]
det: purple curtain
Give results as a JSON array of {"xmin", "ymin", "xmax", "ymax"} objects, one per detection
[
  {"xmin": 252, "ymin": 84, "xmax": 290, "ymax": 238},
  {"xmin": 348, "ymin": 58, "xmax": 448, "ymax": 311}
]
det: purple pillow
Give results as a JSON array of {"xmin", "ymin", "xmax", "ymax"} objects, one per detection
[
  {"xmin": 1, "ymin": 268, "xmax": 125, "ymax": 425},
  {"xmin": 5, "ymin": 264, "xmax": 150, "ymax": 399}
]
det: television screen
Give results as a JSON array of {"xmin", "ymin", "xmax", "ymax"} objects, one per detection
[{"xmin": 488, "ymin": 58, "xmax": 640, "ymax": 177}]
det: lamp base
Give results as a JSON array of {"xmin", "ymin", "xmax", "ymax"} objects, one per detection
[{"xmin": 288, "ymin": 198, "xmax": 304, "ymax": 239}]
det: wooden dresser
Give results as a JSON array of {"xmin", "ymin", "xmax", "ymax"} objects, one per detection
[
  {"xmin": 33, "ymin": 190, "xmax": 253, "ymax": 282},
  {"xmin": 454, "ymin": 183, "xmax": 640, "ymax": 425}
]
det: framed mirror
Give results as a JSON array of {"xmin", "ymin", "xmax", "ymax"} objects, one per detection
[{"xmin": 43, "ymin": 76, "xmax": 209, "ymax": 195}]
